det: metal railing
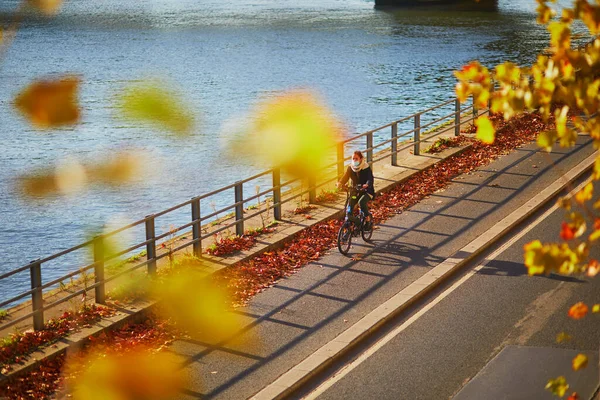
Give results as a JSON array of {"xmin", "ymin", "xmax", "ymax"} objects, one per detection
[{"xmin": 0, "ymin": 95, "xmax": 484, "ymax": 332}]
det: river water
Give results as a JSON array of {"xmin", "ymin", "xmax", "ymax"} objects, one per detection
[{"xmin": 0, "ymin": 0, "xmax": 576, "ymax": 298}]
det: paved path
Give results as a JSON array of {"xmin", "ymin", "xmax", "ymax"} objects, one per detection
[
  {"xmin": 167, "ymin": 133, "xmax": 596, "ymax": 399},
  {"xmin": 303, "ymin": 163, "xmax": 600, "ymax": 400}
]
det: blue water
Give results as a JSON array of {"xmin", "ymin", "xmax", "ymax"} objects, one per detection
[{"xmin": 0, "ymin": 0, "xmax": 579, "ymax": 298}]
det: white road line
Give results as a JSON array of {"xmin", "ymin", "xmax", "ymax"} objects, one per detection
[{"xmin": 302, "ymin": 178, "xmax": 591, "ymax": 400}]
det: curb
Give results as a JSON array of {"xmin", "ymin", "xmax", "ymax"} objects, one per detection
[
  {"xmin": 0, "ymin": 300, "xmax": 155, "ymax": 386},
  {"xmin": 250, "ymin": 151, "xmax": 598, "ymax": 400}
]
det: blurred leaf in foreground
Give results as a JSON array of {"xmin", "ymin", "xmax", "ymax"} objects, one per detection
[
  {"xmin": 14, "ymin": 75, "xmax": 80, "ymax": 128},
  {"xmin": 17, "ymin": 150, "xmax": 147, "ymax": 198},
  {"xmin": 117, "ymin": 80, "xmax": 196, "ymax": 136},
  {"xmin": 153, "ymin": 263, "xmax": 248, "ymax": 345},
  {"xmin": 231, "ymin": 89, "xmax": 343, "ymax": 179},
  {"xmin": 475, "ymin": 115, "xmax": 495, "ymax": 144},
  {"xmin": 26, "ymin": 0, "xmax": 63, "ymax": 15},
  {"xmin": 68, "ymin": 349, "xmax": 186, "ymax": 400}
]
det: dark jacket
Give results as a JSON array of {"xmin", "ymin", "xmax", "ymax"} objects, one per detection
[{"xmin": 340, "ymin": 165, "xmax": 375, "ymax": 198}]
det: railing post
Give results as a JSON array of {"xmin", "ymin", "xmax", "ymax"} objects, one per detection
[
  {"xmin": 391, "ymin": 123, "xmax": 398, "ymax": 166},
  {"xmin": 191, "ymin": 197, "xmax": 202, "ymax": 257},
  {"xmin": 366, "ymin": 132, "xmax": 373, "ymax": 163},
  {"xmin": 455, "ymin": 99, "xmax": 461, "ymax": 137},
  {"xmin": 308, "ymin": 175, "xmax": 317, "ymax": 204},
  {"xmin": 145, "ymin": 215, "xmax": 157, "ymax": 276},
  {"xmin": 272, "ymin": 168, "xmax": 282, "ymax": 221},
  {"xmin": 337, "ymin": 142, "xmax": 344, "ymax": 178},
  {"xmin": 234, "ymin": 181, "xmax": 244, "ymax": 236},
  {"xmin": 414, "ymin": 113, "xmax": 421, "ymax": 156},
  {"xmin": 472, "ymin": 94, "xmax": 478, "ymax": 118},
  {"xmin": 93, "ymin": 236, "xmax": 105, "ymax": 304},
  {"xmin": 30, "ymin": 260, "xmax": 43, "ymax": 331}
]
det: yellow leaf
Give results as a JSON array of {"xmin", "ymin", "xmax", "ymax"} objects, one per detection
[
  {"xmin": 592, "ymin": 304, "xmax": 600, "ymax": 313},
  {"xmin": 26, "ymin": 0, "xmax": 63, "ymax": 15},
  {"xmin": 556, "ymin": 332, "xmax": 572, "ymax": 343},
  {"xmin": 13, "ymin": 75, "xmax": 80, "ymax": 128},
  {"xmin": 118, "ymin": 81, "xmax": 196, "ymax": 136},
  {"xmin": 572, "ymin": 354, "xmax": 588, "ymax": 371},
  {"xmin": 548, "ymin": 22, "xmax": 571, "ymax": 54},
  {"xmin": 16, "ymin": 152, "xmax": 147, "ymax": 198},
  {"xmin": 153, "ymin": 267, "xmax": 247, "ymax": 344},
  {"xmin": 68, "ymin": 349, "xmax": 187, "ymax": 400},
  {"xmin": 593, "ymin": 157, "xmax": 600, "ymax": 180},
  {"xmin": 575, "ymin": 182, "xmax": 593, "ymax": 204},
  {"xmin": 232, "ymin": 90, "xmax": 343, "ymax": 179},
  {"xmin": 475, "ymin": 115, "xmax": 495, "ymax": 144},
  {"xmin": 455, "ymin": 82, "xmax": 469, "ymax": 103},
  {"xmin": 546, "ymin": 376, "xmax": 569, "ymax": 397},
  {"xmin": 581, "ymin": 3, "xmax": 600, "ymax": 35},
  {"xmin": 589, "ymin": 229, "xmax": 600, "ymax": 242},
  {"xmin": 537, "ymin": 130, "xmax": 556, "ymax": 151},
  {"xmin": 537, "ymin": 2, "xmax": 556, "ymax": 24}
]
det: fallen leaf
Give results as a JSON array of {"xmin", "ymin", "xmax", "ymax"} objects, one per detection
[
  {"xmin": 556, "ymin": 332, "xmax": 572, "ymax": 343},
  {"xmin": 568, "ymin": 302, "xmax": 588, "ymax": 320},
  {"xmin": 572, "ymin": 354, "xmax": 588, "ymax": 371},
  {"xmin": 545, "ymin": 376, "xmax": 569, "ymax": 397}
]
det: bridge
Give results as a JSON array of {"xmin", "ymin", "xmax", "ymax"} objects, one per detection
[{"xmin": 375, "ymin": 0, "xmax": 498, "ymax": 11}]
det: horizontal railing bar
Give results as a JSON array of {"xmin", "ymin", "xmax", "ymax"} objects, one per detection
[
  {"xmin": 102, "ymin": 259, "xmax": 151, "ymax": 286},
  {"xmin": 238, "ymin": 169, "xmax": 274, "ymax": 185},
  {"xmin": 0, "ymin": 264, "xmax": 31, "ymax": 281},
  {"xmin": 152, "ymin": 221, "xmax": 195, "ymax": 243},
  {"xmin": 197, "ymin": 182, "xmax": 239, "ymax": 201},
  {"xmin": 40, "ymin": 263, "xmax": 96, "ymax": 291},
  {"xmin": 163, "ymin": 240, "xmax": 192, "ymax": 256},
  {"xmin": 0, "ymin": 289, "xmax": 36, "ymax": 310},
  {"xmin": 35, "ymin": 240, "xmax": 93, "ymax": 266},
  {"xmin": 243, "ymin": 187, "xmax": 277, "ymax": 205},
  {"xmin": 0, "ymin": 312, "xmax": 36, "ymax": 332},
  {"xmin": 372, "ymin": 152, "xmax": 392, "ymax": 164},
  {"xmin": 419, "ymin": 111, "xmax": 458, "ymax": 131},
  {"xmin": 152, "ymin": 198, "xmax": 194, "ymax": 218},
  {"xmin": 101, "ymin": 239, "xmax": 153, "ymax": 264},
  {"xmin": 340, "ymin": 130, "xmax": 371, "ymax": 145},
  {"xmin": 419, "ymin": 98, "xmax": 455, "ymax": 114},
  {"xmin": 199, "ymin": 203, "xmax": 239, "ymax": 223},
  {"xmin": 41, "ymin": 285, "xmax": 98, "ymax": 312},
  {"xmin": 100, "ymin": 217, "xmax": 147, "ymax": 240},
  {"xmin": 200, "ymin": 221, "xmax": 239, "ymax": 241}
]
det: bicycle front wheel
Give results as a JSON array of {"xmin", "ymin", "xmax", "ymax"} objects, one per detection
[{"xmin": 337, "ymin": 223, "xmax": 352, "ymax": 255}]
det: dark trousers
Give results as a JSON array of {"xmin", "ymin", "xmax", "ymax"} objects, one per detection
[{"xmin": 349, "ymin": 193, "xmax": 371, "ymax": 218}]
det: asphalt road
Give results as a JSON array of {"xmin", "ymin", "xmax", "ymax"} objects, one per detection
[
  {"xmin": 169, "ymin": 133, "xmax": 597, "ymax": 399},
  {"xmin": 299, "ymin": 160, "xmax": 600, "ymax": 399}
]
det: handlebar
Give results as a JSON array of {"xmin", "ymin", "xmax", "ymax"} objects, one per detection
[{"xmin": 340, "ymin": 184, "xmax": 368, "ymax": 193}]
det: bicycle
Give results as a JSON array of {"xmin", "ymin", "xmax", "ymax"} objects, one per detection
[{"xmin": 337, "ymin": 185, "xmax": 373, "ymax": 255}]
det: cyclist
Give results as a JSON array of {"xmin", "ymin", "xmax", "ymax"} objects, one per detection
[{"xmin": 337, "ymin": 150, "xmax": 375, "ymax": 227}]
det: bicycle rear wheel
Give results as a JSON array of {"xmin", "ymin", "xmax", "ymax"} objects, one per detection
[{"xmin": 337, "ymin": 223, "xmax": 352, "ymax": 255}]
